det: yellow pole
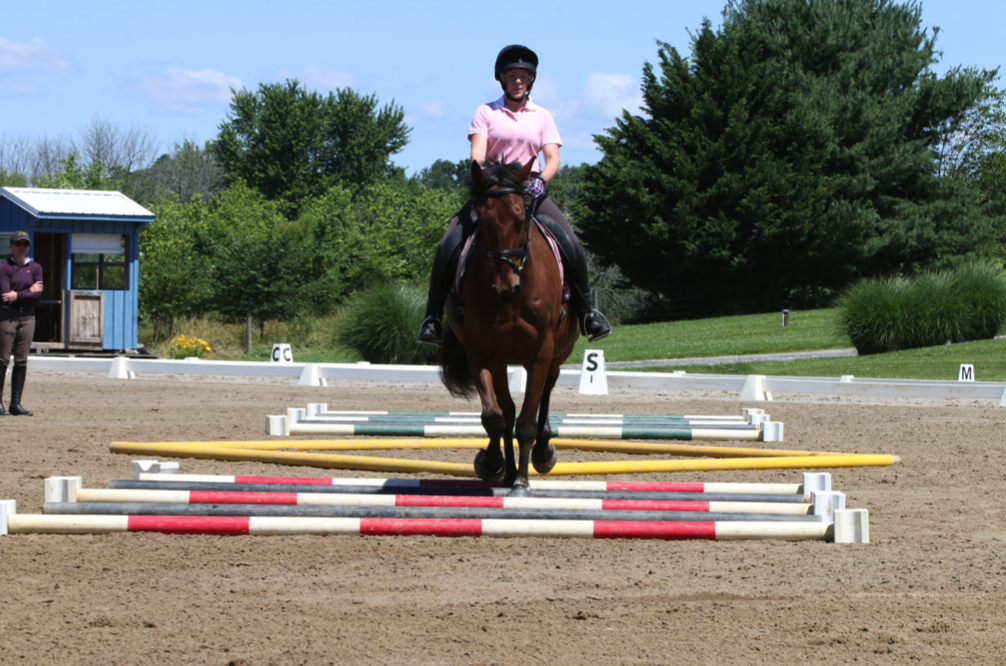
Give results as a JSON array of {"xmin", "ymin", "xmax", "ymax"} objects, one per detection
[
  {"xmin": 109, "ymin": 442, "xmax": 478, "ymax": 475},
  {"xmin": 548, "ymin": 454, "xmax": 900, "ymax": 475},
  {"xmin": 110, "ymin": 441, "xmax": 898, "ymax": 477}
]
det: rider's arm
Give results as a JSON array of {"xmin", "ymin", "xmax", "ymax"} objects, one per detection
[
  {"xmin": 540, "ymin": 143, "xmax": 560, "ymax": 183},
  {"xmin": 470, "ymin": 133, "xmax": 488, "ymax": 164}
]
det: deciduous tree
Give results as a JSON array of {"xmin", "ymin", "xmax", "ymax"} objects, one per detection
[{"xmin": 213, "ymin": 80, "xmax": 410, "ymax": 217}]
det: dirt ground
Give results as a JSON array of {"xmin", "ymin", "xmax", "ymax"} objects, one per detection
[{"xmin": 1, "ymin": 371, "xmax": 1004, "ymax": 666}]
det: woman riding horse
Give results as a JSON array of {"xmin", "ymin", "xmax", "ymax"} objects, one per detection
[
  {"xmin": 439, "ymin": 156, "xmax": 580, "ymax": 491},
  {"xmin": 417, "ymin": 44, "xmax": 611, "ymax": 347}
]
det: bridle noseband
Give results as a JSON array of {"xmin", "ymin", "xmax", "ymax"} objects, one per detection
[{"xmin": 478, "ymin": 187, "xmax": 531, "ymax": 274}]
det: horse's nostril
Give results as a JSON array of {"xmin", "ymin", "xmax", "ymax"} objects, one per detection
[{"xmin": 512, "ymin": 285, "xmax": 522, "ymax": 298}]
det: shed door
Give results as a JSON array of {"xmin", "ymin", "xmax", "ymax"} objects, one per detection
[
  {"xmin": 68, "ymin": 291, "xmax": 104, "ymax": 347},
  {"xmin": 32, "ymin": 232, "xmax": 67, "ymax": 344}
]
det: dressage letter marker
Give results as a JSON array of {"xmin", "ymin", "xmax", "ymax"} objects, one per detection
[
  {"xmin": 271, "ymin": 344, "xmax": 293, "ymax": 363},
  {"xmin": 578, "ymin": 350, "xmax": 608, "ymax": 395}
]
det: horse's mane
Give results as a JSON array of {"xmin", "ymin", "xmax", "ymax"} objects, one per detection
[{"xmin": 464, "ymin": 157, "xmax": 525, "ymax": 201}]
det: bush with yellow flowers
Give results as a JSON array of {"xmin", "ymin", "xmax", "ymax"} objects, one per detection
[{"xmin": 167, "ymin": 334, "xmax": 213, "ymax": 359}]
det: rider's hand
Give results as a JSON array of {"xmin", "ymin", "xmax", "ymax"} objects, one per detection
[{"xmin": 524, "ymin": 177, "xmax": 546, "ymax": 200}]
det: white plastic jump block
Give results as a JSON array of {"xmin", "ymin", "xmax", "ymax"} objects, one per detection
[
  {"xmin": 508, "ymin": 366, "xmax": 527, "ymax": 394},
  {"xmin": 107, "ymin": 356, "xmax": 136, "ymax": 380},
  {"xmin": 810, "ymin": 491, "xmax": 846, "ymax": 521},
  {"xmin": 739, "ymin": 375, "xmax": 772, "ymax": 401},
  {"xmin": 306, "ymin": 403, "xmax": 328, "ymax": 417},
  {"xmin": 44, "ymin": 476, "xmax": 82, "ymax": 503},
  {"xmin": 266, "ymin": 415, "xmax": 289, "ymax": 436},
  {"xmin": 802, "ymin": 473, "xmax": 832, "ymax": 502},
  {"xmin": 130, "ymin": 460, "xmax": 180, "ymax": 479},
  {"xmin": 0, "ymin": 500, "xmax": 16, "ymax": 536},
  {"xmin": 298, "ymin": 363, "xmax": 327, "ymax": 387},
  {"xmin": 833, "ymin": 509, "xmax": 870, "ymax": 543},
  {"xmin": 761, "ymin": 421, "xmax": 784, "ymax": 442}
]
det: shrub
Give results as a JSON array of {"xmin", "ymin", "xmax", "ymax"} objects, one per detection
[
  {"xmin": 337, "ymin": 282, "xmax": 436, "ymax": 365},
  {"xmin": 838, "ymin": 262, "xmax": 1006, "ymax": 354}
]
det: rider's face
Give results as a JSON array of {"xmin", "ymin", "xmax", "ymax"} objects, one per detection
[{"xmin": 503, "ymin": 68, "xmax": 533, "ymax": 97}]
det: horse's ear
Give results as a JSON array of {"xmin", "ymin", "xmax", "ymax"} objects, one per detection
[
  {"xmin": 516, "ymin": 158, "xmax": 535, "ymax": 183},
  {"xmin": 470, "ymin": 160, "xmax": 484, "ymax": 186}
]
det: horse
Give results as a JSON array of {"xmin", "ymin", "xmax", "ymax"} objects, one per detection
[{"xmin": 439, "ymin": 157, "xmax": 580, "ymax": 494}]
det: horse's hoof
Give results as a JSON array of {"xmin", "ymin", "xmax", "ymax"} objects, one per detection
[
  {"xmin": 531, "ymin": 442, "xmax": 557, "ymax": 474},
  {"xmin": 507, "ymin": 484, "xmax": 532, "ymax": 498},
  {"xmin": 473, "ymin": 449, "xmax": 505, "ymax": 481}
]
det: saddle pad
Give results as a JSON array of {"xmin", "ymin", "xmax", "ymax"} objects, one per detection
[{"xmin": 454, "ymin": 220, "xmax": 564, "ymax": 295}]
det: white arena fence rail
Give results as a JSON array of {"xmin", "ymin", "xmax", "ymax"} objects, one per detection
[{"xmin": 27, "ymin": 356, "xmax": 1006, "ymax": 406}]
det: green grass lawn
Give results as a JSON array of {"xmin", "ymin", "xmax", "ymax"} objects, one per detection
[
  {"xmin": 208, "ymin": 306, "xmax": 1005, "ymax": 382},
  {"xmin": 571, "ymin": 308, "xmax": 850, "ymax": 362},
  {"xmin": 645, "ymin": 336, "xmax": 1006, "ymax": 382}
]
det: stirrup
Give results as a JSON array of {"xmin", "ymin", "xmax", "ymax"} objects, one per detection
[
  {"xmin": 416, "ymin": 316, "xmax": 442, "ymax": 347},
  {"xmin": 582, "ymin": 309, "xmax": 612, "ymax": 342}
]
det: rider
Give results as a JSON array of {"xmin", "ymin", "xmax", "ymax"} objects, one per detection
[{"xmin": 416, "ymin": 44, "xmax": 612, "ymax": 346}]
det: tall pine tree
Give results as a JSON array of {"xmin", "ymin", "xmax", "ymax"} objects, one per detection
[{"xmin": 577, "ymin": 0, "xmax": 998, "ymax": 313}]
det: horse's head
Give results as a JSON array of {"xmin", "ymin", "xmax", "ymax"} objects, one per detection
[{"xmin": 468, "ymin": 157, "xmax": 535, "ymax": 303}]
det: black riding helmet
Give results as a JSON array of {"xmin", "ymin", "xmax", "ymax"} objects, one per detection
[{"xmin": 495, "ymin": 45, "xmax": 538, "ymax": 100}]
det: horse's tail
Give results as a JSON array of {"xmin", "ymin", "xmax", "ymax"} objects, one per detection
[{"xmin": 438, "ymin": 327, "xmax": 476, "ymax": 398}]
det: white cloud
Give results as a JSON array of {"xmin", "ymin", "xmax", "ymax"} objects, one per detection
[
  {"xmin": 560, "ymin": 131, "xmax": 598, "ymax": 151},
  {"xmin": 525, "ymin": 70, "xmax": 576, "ymax": 121},
  {"xmin": 417, "ymin": 100, "xmax": 447, "ymax": 119},
  {"xmin": 126, "ymin": 68, "xmax": 242, "ymax": 115},
  {"xmin": 301, "ymin": 64, "xmax": 355, "ymax": 91},
  {"xmin": 276, "ymin": 65, "xmax": 355, "ymax": 91},
  {"xmin": 405, "ymin": 100, "xmax": 450, "ymax": 128},
  {"xmin": 583, "ymin": 72, "xmax": 643, "ymax": 118},
  {"xmin": 0, "ymin": 79, "xmax": 43, "ymax": 97},
  {"xmin": 0, "ymin": 37, "xmax": 76, "ymax": 76}
]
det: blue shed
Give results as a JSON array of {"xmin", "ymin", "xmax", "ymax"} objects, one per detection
[{"xmin": 0, "ymin": 188, "xmax": 154, "ymax": 351}]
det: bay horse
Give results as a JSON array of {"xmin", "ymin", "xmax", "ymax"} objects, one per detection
[{"xmin": 439, "ymin": 158, "xmax": 580, "ymax": 494}]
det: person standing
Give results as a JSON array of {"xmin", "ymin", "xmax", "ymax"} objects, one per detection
[{"xmin": 0, "ymin": 230, "xmax": 43, "ymax": 416}]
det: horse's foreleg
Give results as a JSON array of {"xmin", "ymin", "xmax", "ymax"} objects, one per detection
[
  {"xmin": 473, "ymin": 367, "xmax": 505, "ymax": 482},
  {"xmin": 532, "ymin": 365, "xmax": 561, "ymax": 474},
  {"xmin": 491, "ymin": 369, "xmax": 518, "ymax": 487},
  {"xmin": 511, "ymin": 350, "xmax": 554, "ymax": 493}
]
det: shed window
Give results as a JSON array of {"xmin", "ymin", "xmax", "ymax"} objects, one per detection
[{"xmin": 72, "ymin": 235, "xmax": 127, "ymax": 290}]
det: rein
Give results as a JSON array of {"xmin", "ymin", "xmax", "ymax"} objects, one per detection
[{"xmin": 478, "ymin": 187, "xmax": 531, "ymax": 274}]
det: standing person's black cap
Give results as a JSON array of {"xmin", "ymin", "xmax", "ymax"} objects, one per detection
[{"xmin": 10, "ymin": 231, "xmax": 30, "ymax": 245}]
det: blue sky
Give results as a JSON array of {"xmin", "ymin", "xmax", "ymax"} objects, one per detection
[{"xmin": 2, "ymin": 0, "xmax": 1004, "ymax": 176}]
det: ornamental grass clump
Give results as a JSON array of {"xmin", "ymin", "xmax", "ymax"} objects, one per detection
[
  {"xmin": 167, "ymin": 334, "xmax": 213, "ymax": 359},
  {"xmin": 337, "ymin": 282, "xmax": 436, "ymax": 365},
  {"xmin": 949, "ymin": 262, "xmax": 1006, "ymax": 340},
  {"xmin": 838, "ymin": 262, "xmax": 1006, "ymax": 355}
]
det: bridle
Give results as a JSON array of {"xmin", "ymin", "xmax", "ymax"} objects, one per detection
[{"xmin": 478, "ymin": 186, "xmax": 531, "ymax": 275}]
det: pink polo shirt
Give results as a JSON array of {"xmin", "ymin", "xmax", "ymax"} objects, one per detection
[{"xmin": 468, "ymin": 96, "xmax": 562, "ymax": 173}]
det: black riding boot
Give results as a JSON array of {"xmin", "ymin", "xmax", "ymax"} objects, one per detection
[
  {"xmin": 0, "ymin": 364, "xmax": 8, "ymax": 416},
  {"xmin": 416, "ymin": 263, "xmax": 449, "ymax": 347},
  {"xmin": 417, "ymin": 216, "xmax": 467, "ymax": 347},
  {"xmin": 570, "ymin": 245, "xmax": 612, "ymax": 342},
  {"xmin": 9, "ymin": 365, "xmax": 32, "ymax": 416}
]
